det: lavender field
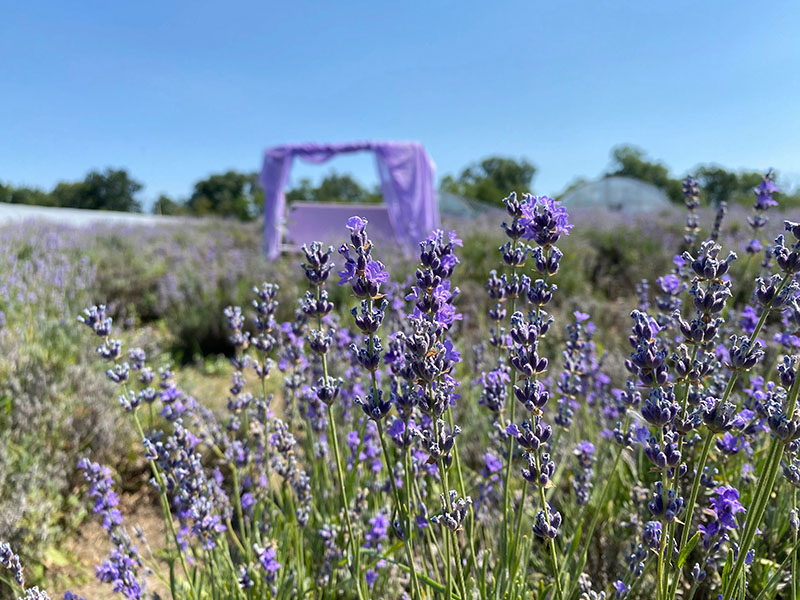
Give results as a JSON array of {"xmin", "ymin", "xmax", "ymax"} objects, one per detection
[{"xmin": 2, "ymin": 176, "xmax": 800, "ymax": 600}]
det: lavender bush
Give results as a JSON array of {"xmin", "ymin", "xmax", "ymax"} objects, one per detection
[{"xmin": 3, "ymin": 176, "xmax": 800, "ymax": 599}]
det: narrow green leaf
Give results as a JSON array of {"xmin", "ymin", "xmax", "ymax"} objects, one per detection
[
  {"xmin": 722, "ymin": 547, "xmax": 734, "ymax": 589},
  {"xmin": 677, "ymin": 531, "xmax": 702, "ymax": 568},
  {"xmin": 566, "ymin": 519, "xmax": 584, "ymax": 562},
  {"xmin": 536, "ymin": 579, "xmax": 551, "ymax": 600}
]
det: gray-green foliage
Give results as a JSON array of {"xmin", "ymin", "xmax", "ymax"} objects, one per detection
[{"xmin": 0, "ymin": 325, "xmax": 125, "ymax": 561}]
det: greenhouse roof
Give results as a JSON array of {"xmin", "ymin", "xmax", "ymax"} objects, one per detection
[{"xmin": 560, "ymin": 176, "xmax": 672, "ymax": 212}]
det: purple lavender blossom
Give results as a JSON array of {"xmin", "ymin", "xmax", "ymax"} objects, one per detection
[
  {"xmin": 709, "ymin": 486, "xmax": 746, "ymax": 530},
  {"xmin": 77, "ymin": 459, "xmax": 146, "ymax": 598},
  {"xmin": 642, "ymin": 521, "xmax": 662, "ymax": 550},
  {"xmin": 613, "ymin": 580, "xmax": 628, "ymax": 598},
  {"xmin": 754, "ymin": 176, "xmax": 778, "ymax": 209},
  {"xmin": 255, "ymin": 543, "xmax": 281, "ymax": 582},
  {"xmin": 337, "ymin": 258, "xmax": 358, "ymax": 286},
  {"xmin": 0, "ymin": 540, "xmax": 24, "ymax": 586},
  {"xmin": 364, "ymin": 260, "xmax": 389, "ymax": 285},
  {"xmin": 519, "ymin": 195, "xmax": 573, "ymax": 246},
  {"xmin": 346, "ymin": 216, "xmax": 368, "ymax": 232},
  {"xmin": 77, "ymin": 458, "xmax": 123, "ymax": 531}
]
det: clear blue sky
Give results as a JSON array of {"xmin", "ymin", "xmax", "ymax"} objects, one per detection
[{"xmin": 2, "ymin": 1, "xmax": 800, "ymax": 207}]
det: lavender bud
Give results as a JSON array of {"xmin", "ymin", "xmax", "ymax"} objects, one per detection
[
  {"xmin": 314, "ymin": 376, "xmax": 343, "ymax": 405},
  {"xmin": 78, "ymin": 305, "xmax": 112, "ymax": 337},
  {"xmin": 532, "ymin": 503, "xmax": 562, "ymax": 540},
  {"xmin": 526, "ymin": 279, "xmax": 557, "ymax": 306},
  {"xmin": 301, "ymin": 242, "xmax": 335, "ymax": 285},
  {"xmin": 307, "ymin": 329, "xmax": 333, "ymax": 355},
  {"xmin": 355, "ymin": 388, "xmax": 392, "ymax": 421},
  {"xmin": 726, "ymin": 336, "xmax": 764, "ymax": 371},
  {"xmin": 641, "ymin": 386, "xmax": 679, "ymax": 427},
  {"xmin": 681, "ymin": 241, "xmax": 737, "ymax": 281},
  {"xmin": 642, "ymin": 521, "xmax": 662, "ymax": 550},
  {"xmin": 647, "ymin": 482, "xmax": 684, "ymax": 522},
  {"xmin": 514, "ymin": 378, "xmax": 550, "ymax": 411},
  {"xmin": 105, "ymin": 363, "xmax": 129, "ymax": 385}
]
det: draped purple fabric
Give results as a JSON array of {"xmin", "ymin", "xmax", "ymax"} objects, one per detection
[{"xmin": 258, "ymin": 141, "xmax": 438, "ymax": 258}]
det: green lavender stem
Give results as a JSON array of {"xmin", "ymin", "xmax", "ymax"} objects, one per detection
[
  {"xmin": 793, "ymin": 488, "xmax": 798, "ymax": 600},
  {"xmin": 535, "ymin": 452, "xmax": 563, "ymax": 600},
  {"xmin": 375, "ymin": 419, "xmax": 423, "ymax": 599},
  {"xmin": 326, "ymin": 401, "xmax": 366, "ymax": 600}
]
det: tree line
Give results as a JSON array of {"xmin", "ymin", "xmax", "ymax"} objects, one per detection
[{"xmin": 2, "ymin": 146, "xmax": 797, "ymax": 220}]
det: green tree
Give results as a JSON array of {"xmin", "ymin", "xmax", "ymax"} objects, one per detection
[
  {"xmin": 83, "ymin": 168, "xmax": 143, "ymax": 212},
  {"xmin": 607, "ymin": 145, "xmax": 682, "ymax": 203},
  {"xmin": 285, "ymin": 178, "xmax": 315, "ymax": 204},
  {"xmin": 51, "ymin": 181, "xmax": 86, "ymax": 209},
  {"xmin": 152, "ymin": 194, "xmax": 184, "ymax": 216},
  {"xmin": 186, "ymin": 171, "xmax": 263, "ymax": 220},
  {"xmin": 315, "ymin": 172, "xmax": 380, "ymax": 204},
  {"xmin": 694, "ymin": 165, "xmax": 739, "ymax": 205},
  {"xmin": 441, "ymin": 156, "xmax": 536, "ymax": 204},
  {"xmin": 285, "ymin": 172, "xmax": 381, "ymax": 205},
  {"xmin": 7, "ymin": 185, "xmax": 54, "ymax": 206},
  {"xmin": 50, "ymin": 168, "xmax": 143, "ymax": 212}
]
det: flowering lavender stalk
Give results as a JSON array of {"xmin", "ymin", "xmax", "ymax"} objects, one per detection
[
  {"xmin": 666, "ymin": 232, "xmax": 795, "ymax": 599},
  {"xmin": 572, "ymin": 440, "xmax": 596, "ymax": 506},
  {"xmin": 398, "ymin": 226, "xmax": 467, "ymax": 598},
  {"xmin": 487, "ymin": 192, "xmax": 529, "ymax": 589},
  {"xmin": 624, "ymin": 307, "xmax": 680, "ymax": 600},
  {"xmin": 78, "ymin": 459, "xmax": 146, "ymax": 599},
  {"xmin": 521, "ymin": 195, "xmax": 571, "ymax": 600},
  {"xmin": 497, "ymin": 193, "xmax": 570, "ymax": 597},
  {"xmin": 1, "ymin": 541, "xmax": 86, "ymax": 600},
  {"xmin": 658, "ymin": 241, "xmax": 739, "ymax": 599},
  {"xmin": 682, "ymin": 485, "xmax": 746, "ymax": 600},
  {"xmin": 302, "ymin": 237, "xmax": 368, "ymax": 600},
  {"xmin": 682, "ymin": 175, "xmax": 701, "ymax": 249},
  {"xmin": 77, "ymin": 306, "xmax": 195, "ymax": 598},
  {"xmin": 252, "ymin": 282, "xmax": 279, "ymax": 404},
  {"xmin": 339, "ymin": 216, "xmax": 424, "ymax": 599},
  {"xmin": 1, "ymin": 540, "xmax": 25, "ymax": 591},
  {"xmin": 638, "ymin": 236, "xmax": 746, "ymax": 600},
  {"xmin": 744, "ymin": 171, "xmax": 779, "ymax": 257}
]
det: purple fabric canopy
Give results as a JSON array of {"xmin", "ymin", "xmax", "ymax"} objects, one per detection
[{"xmin": 258, "ymin": 141, "xmax": 438, "ymax": 258}]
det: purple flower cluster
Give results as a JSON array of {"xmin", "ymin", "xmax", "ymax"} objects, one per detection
[{"xmin": 746, "ymin": 171, "xmax": 779, "ymax": 255}]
